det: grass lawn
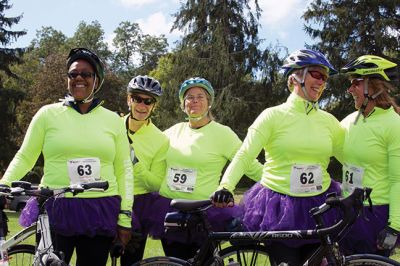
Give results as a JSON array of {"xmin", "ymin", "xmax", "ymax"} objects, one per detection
[{"xmin": 5, "ymin": 210, "xmax": 400, "ymax": 265}]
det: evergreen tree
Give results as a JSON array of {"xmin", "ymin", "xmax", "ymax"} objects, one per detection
[
  {"xmin": 303, "ymin": 0, "xmax": 400, "ymax": 119},
  {"xmin": 0, "ymin": 0, "xmax": 26, "ymax": 171}
]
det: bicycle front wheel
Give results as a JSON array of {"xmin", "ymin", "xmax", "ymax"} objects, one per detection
[
  {"xmin": 7, "ymin": 244, "xmax": 35, "ymax": 266},
  {"xmin": 345, "ymin": 254, "xmax": 400, "ymax": 266},
  {"xmin": 131, "ymin": 256, "xmax": 189, "ymax": 266},
  {"xmin": 218, "ymin": 244, "xmax": 270, "ymax": 266}
]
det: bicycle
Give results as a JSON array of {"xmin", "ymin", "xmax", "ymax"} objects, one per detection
[
  {"xmin": 132, "ymin": 187, "xmax": 400, "ymax": 266},
  {"xmin": 0, "ymin": 180, "xmax": 109, "ymax": 266}
]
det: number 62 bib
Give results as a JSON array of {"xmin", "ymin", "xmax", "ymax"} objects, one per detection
[{"xmin": 290, "ymin": 164, "xmax": 323, "ymax": 194}]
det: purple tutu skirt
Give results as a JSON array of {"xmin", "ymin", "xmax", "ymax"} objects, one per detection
[
  {"xmin": 145, "ymin": 194, "xmax": 243, "ymax": 244},
  {"xmin": 131, "ymin": 192, "xmax": 160, "ymax": 235},
  {"xmin": 241, "ymin": 180, "xmax": 341, "ymax": 248},
  {"xmin": 44, "ymin": 196, "xmax": 121, "ymax": 237},
  {"xmin": 339, "ymin": 205, "xmax": 400, "ymax": 255}
]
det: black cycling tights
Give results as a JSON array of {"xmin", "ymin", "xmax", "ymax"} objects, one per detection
[
  {"xmin": 267, "ymin": 242, "xmax": 320, "ymax": 266},
  {"xmin": 52, "ymin": 233, "xmax": 113, "ymax": 266}
]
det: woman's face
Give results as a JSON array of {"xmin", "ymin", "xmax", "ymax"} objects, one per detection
[
  {"xmin": 183, "ymin": 87, "xmax": 209, "ymax": 118},
  {"xmin": 294, "ymin": 66, "xmax": 328, "ymax": 101},
  {"xmin": 347, "ymin": 78, "xmax": 365, "ymax": 110},
  {"xmin": 127, "ymin": 92, "xmax": 156, "ymax": 121},
  {"xmin": 67, "ymin": 59, "xmax": 96, "ymax": 101}
]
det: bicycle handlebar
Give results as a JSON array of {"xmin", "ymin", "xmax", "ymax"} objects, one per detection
[{"xmin": 0, "ymin": 181, "xmax": 109, "ymax": 198}]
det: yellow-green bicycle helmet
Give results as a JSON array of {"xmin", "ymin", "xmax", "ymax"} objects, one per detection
[{"xmin": 341, "ymin": 55, "xmax": 397, "ymax": 81}]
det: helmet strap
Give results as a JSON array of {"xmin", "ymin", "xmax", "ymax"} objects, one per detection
[
  {"xmin": 69, "ymin": 75, "xmax": 97, "ymax": 104},
  {"xmin": 293, "ymin": 67, "xmax": 318, "ymax": 114},
  {"xmin": 353, "ymin": 79, "xmax": 382, "ymax": 124},
  {"xmin": 129, "ymin": 103, "xmax": 154, "ymax": 122}
]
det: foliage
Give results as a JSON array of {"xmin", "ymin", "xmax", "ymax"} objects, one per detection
[
  {"xmin": 111, "ymin": 21, "xmax": 168, "ymax": 83},
  {"xmin": 303, "ymin": 0, "xmax": 400, "ymax": 119}
]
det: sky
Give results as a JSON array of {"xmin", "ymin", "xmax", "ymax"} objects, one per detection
[{"xmin": 7, "ymin": 0, "xmax": 315, "ymax": 53}]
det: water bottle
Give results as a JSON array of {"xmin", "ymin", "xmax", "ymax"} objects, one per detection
[{"xmin": 227, "ymin": 258, "xmax": 240, "ymax": 266}]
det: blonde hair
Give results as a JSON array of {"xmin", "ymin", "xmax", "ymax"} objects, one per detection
[{"xmin": 369, "ymin": 78, "xmax": 400, "ymax": 113}]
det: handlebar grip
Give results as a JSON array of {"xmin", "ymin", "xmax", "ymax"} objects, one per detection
[
  {"xmin": 11, "ymin": 181, "xmax": 32, "ymax": 190},
  {"xmin": 81, "ymin": 181, "xmax": 109, "ymax": 191}
]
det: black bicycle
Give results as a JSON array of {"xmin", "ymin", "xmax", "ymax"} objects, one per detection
[
  {"xmin": 0, "ymin": 180, "xmax": 109, "ymax": 266},
  {"xmin": 132, "ymin": 187, "xmax": 400, "ymax": 266}
]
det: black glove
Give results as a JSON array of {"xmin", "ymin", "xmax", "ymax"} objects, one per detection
[
  {"xmin": 124, "ymin": 230, "xmax": 145, "ymax": 254},
  {"xmin": 211, "ymin": 188, "xmax": 234, "ymax": 204},
  {"xmin": 377, "ymin": 226, "xmax": 399, "ymax": 250},
  {"xmin": 109, "ymin": 240, "xmax": 124, "ymax": 258}
]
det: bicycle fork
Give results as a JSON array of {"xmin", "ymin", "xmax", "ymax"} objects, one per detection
[{"xmin": 35, "ymin": 214, "xmax": 61, "ymax": 266}]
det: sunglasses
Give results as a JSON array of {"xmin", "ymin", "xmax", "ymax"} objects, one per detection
[
  {"xmin": 67, "ymin": 71, "xmax": 95, "ymax": 79},
  {"xmin": 350, "ymin": 78, "xmax": 364, "ymax": 86},
  {"xmin": 131, "ymin": 95, "xmax": 156, "ymax": 105},
  {"xmin": 308, "ymin": 70, "xmax": 328, "ymax": 82}
]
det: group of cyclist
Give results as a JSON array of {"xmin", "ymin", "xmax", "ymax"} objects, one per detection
[{"xmin": 0, "ymin": 46, "xmax": 399, "ymax": 266}]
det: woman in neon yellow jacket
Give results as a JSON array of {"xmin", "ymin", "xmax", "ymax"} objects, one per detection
[
  {"xmin": 0, "ymin": 48, "xmax": 133, "ymax": 266},
  {"xmin": 339, "ymin": 55, "xmax": 400, "ymax": 256},
  {"xmin": 212, "ymin": 49, "xmax": 344, "ymax": 265}
]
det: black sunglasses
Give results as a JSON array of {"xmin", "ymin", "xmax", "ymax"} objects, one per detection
[
  {"xmin": 131, "ymin": 95, "xmax": 156, "ymax": 105},
  {"xmin": 67, "ymin": 71, "xmax": 95, "ymax": 79}
]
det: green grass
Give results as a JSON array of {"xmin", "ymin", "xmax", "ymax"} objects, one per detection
[{"xmin": 5, "ymin": 210, "xmax": 400, "ymax": 265}]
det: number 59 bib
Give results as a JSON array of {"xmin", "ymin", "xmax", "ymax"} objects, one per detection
[
  {"xmin": 167, "ymin": 167, "xmax": 197, "ymax": 193},
  {"xmin": 67, "ymin": 158, "xmax": 101, "ymax": 185},
  {"xmin": 290, "ymin": 164, "xmax": 323, "ymax": 194}
]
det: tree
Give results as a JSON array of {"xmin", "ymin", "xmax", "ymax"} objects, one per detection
[
  {"xmin": 137, "ymin": 34, "xmax": 168, "ymax": 75},
  {"xmin": 111, "ymin": 21, "xmax": 168, "ymax": 81},
  {"xmin": 29, "ymin": 26, "xmax": 67, "ymax": 59},
  {"xmin": 156, "ymin": 0, "xmax": 273, "ymax": 137},
  {"xmin": 0, "ymin": 0, "xmax": 26, "ymax": 77},
  {"xmin": 0, "ymin": 0, "xmax": 26, "ymax": 171},
  {"xmin": 67, "ymin": 21, "xmax": 111, "ymax": 61},
  {"xmin": 303, "ymin": 0, "xmax": 400, "ymax": 119},
  {"xmin": 111, "ymin": 21, "xmax": 142, "ymax": 73}
]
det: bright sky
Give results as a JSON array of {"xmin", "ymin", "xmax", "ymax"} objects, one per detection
[{"xmin": 8, "ymin": 0, "xmax": 314, "ymax": 53}]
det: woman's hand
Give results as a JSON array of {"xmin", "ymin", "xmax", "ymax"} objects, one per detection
[{"xmin": 210, "ymin": 188, "xmax": 234, "ymax": 208}]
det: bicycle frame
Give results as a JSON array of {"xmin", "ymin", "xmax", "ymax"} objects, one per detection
[{"xmin": 165, "ymin": 187, "xmax": 374, "ymax": 266}]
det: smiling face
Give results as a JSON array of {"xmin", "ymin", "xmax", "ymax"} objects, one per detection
[
  {"xmin": 347, "ymin": 78, "xmax": 366, "ymax": 110},
  {"xmin": 183, "ymin": 87, "xmax": 210, "ymax": 118},
  {"xmin": 67, "ymin": 59, "xmax": 96, "ymax": 101},
  {"xmin": 294, "ymin": 66, "xmax": 328, "ymax": 101},
  {"xmin": 127, "ymin": 92, "xmax": 156, "ymax": 121}
]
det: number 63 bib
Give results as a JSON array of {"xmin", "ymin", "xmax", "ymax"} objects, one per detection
[
  {"xmin": 290, "ymin": 164, "xmax": 323, "ymax": 194},
  {"xmin": 167, "ymin": 167, "xmax": 197, "ymax": 193},
  {"xmin": 67, "ymin": 158, "xmax": 101, "ymax": 185}
]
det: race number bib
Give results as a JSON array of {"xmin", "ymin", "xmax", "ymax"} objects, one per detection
[
  {"xmin": 342, "ymin": 163, "xmax": 364, "ymax": 193},
  {"xmin": 67, "ymin": 158, "xmax": 101, "ymax": 185},
  {"xmin": 290, "ymin": 164, "xmax": 323, "ymax": 194},
  {"xmin": 167, "ymin": 167, "xmax": 197, "ymax": 193}
]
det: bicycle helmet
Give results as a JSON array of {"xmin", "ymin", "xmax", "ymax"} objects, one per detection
[
  {"xmin": 127, "ymin": 75, "xmax": 162, "ymax": 99},
  {"xmin": 282, "ymin": 49, "xmax": 338, "ymax": 78},
  {"xmin": 66, "ymin": 48, "xmax": 105, "ymax": 91},
  {"xmin": 341, "ymin": 55, "xmax": 397, "ymax": 81},
  {"xmin": 179, "ymin": 77, "xmax": 214, "ymax": 106}
]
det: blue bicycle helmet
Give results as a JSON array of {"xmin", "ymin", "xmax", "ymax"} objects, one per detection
[
  {"xmin": 282, "ymin": 49, "xmax": 338, "ymax": 78},
  {"xmin": 179, "ymin": 77, "xmax": 214, "ymax": 106},
  {"xmin": 66, "ymin": 48, "xmax": 105, "ymax": 91},
  {"xmin": 127, "ymin": 75, "xmax": 163, "ymax": 99}
]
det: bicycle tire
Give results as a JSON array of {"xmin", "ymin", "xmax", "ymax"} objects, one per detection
[
  {"xmin": 131, "ymin": 256, "xmax": 189, "ymax": 266},
  {"xmin": 217, "ymin": 244, "xmax": 270, "ymax": 266},
  {"xmin": 7, "ymin": 244, "xmax": 35, "ymax": 266},
  {"xmin": 345, "ymin": 254, "xmax": 400, "ymax": 266}
]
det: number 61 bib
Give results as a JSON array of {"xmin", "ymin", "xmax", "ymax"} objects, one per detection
[
  {"xmin": 290, "ymin": 164, "xmax": 323, "ymax": 194},
  {"xmin": 167, "ymin": 167, "xmax": 197, "ymax": 193},
  {"xmin": 67, "ymin": 158, "xmax": 101, "ymax": 185}
]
